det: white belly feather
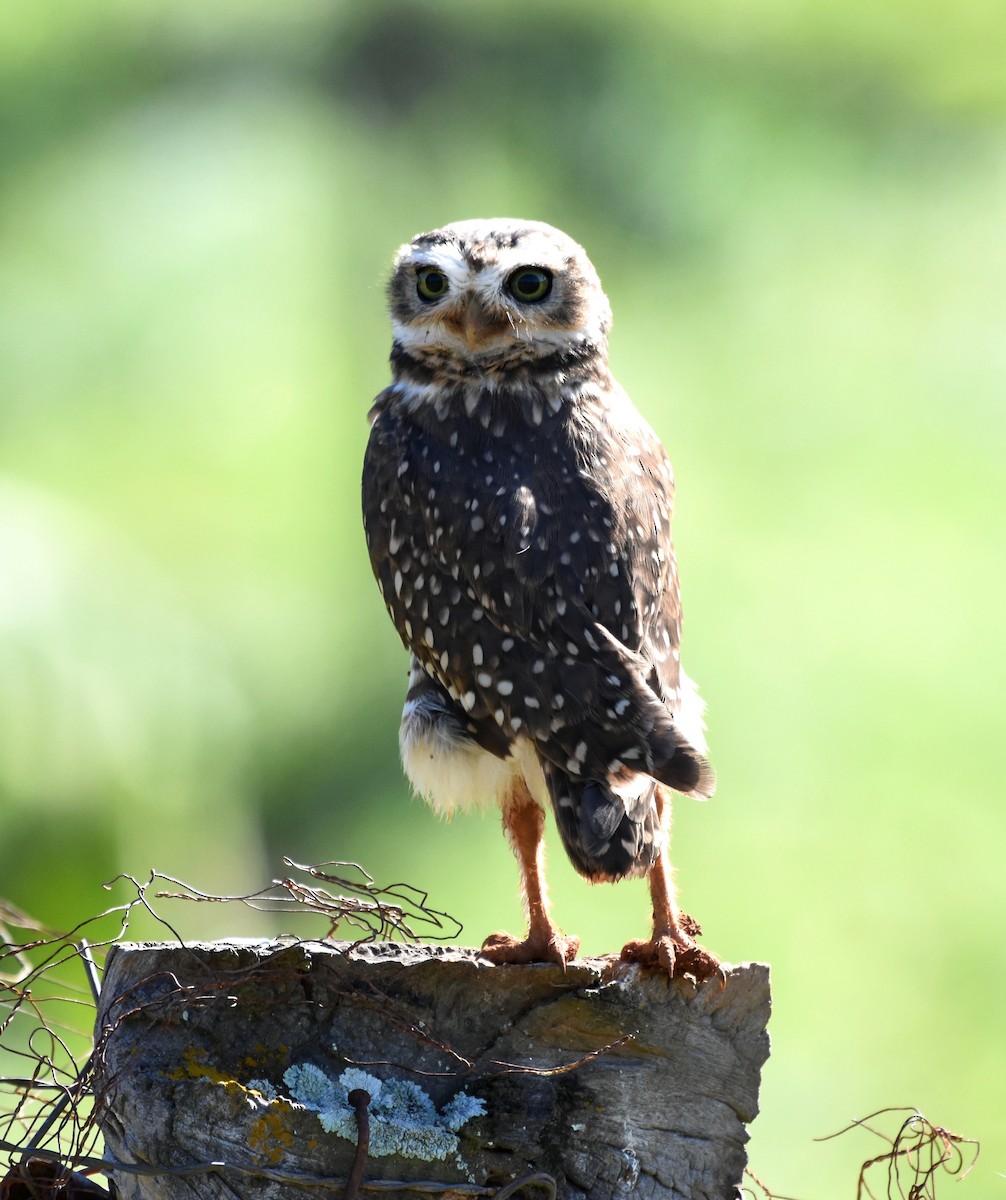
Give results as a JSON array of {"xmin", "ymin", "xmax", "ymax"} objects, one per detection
[{"xmin": 400, "ymin": 700, "xmax": 549, "ymax": 818}]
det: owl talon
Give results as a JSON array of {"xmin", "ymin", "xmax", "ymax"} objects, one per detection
[
  {"xmin": 619, "ymin": 933, "xmax": 722, "ymax": 983},
  {"xmin": 480, "ymin": 929, "xmax": 580, "ymax": 967}
]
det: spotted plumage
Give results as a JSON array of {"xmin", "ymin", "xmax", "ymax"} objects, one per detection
[{"xmin": 362, "ymin": 218, "xmax": 718, "ymax": 977}]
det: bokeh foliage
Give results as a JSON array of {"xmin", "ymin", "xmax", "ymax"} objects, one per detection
[{"xmin": 1, "ymin": 1, "xmax": 1004, "ymax": 1194}]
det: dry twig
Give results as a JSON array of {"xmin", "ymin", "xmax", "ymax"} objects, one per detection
[
  {"xmin": 816, "ymin": 1107, "xmax": 979, "ymax": 1200},
  {"xmin": 1, "ymin": 861, "xmax": 461, "ymax": 1195}
]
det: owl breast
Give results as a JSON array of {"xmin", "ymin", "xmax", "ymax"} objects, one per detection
[{"xmin": 362, "ymin": 374, "xmax": 708, "ymax": 812}]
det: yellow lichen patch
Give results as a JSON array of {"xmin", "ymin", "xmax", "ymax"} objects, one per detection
[
  {"xmin": 166, "ymin": 1045, "xmax": 232, "ymax": 1084},
  {"xmin": 166, "ymin": 1046, "xmax": 255, "ymax": 1101},
  {"xmin": 188, "ymin": 1046, "xmax": 233, "ymax": 1082},
  {"xmin": 248, "ymin": 1107, "xmax": 296, "ymax": 1165},
  {"xmin": 241, "ymin": 1041, "xmax": 290, "ymax": 1076}
]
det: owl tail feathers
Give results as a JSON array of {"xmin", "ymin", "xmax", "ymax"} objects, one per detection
[
  {"xmin": 651, "ymin": 733, "xmax": 716, "ymax": 801},
  {"xmin": 587, "ymin": 623, "xmax": 715, "ymax": 800},
  {"xmin": 542, "ymin": 762, "xmax": 662, "ymax": 883}
]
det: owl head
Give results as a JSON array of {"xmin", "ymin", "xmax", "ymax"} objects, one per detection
[{"xmin": 387, "ymin": 218, "xmax": 612, "ymax": 363}]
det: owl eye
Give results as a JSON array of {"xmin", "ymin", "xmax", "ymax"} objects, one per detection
[
  {"xmin": 416, "ymin": 267, "xmax": 450, "ymax": 302},
  {"xmin": 507, "ymin": 267, "xmax": 553, "ymax": 303}
]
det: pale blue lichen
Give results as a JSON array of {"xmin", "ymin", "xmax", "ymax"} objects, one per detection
[
  {"xmin": 283, "ymin": 1063, "xmax": 340, "ymax": 1111},
  {"xmin": 442, "ymin": 1090, "xmax": 489, "ymax": 1132},
  {"xmin": 281, "ymin": 1063, "xmax": 486, "ymax": 1161},
  {"xmin": 246, "ymin": 1078, "xmax": 279, "ymax": 1102}
]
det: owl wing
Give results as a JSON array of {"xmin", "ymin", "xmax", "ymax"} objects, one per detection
[{"xmin": 362, "ymin": 388, "xmax": 712, "ymax": 800}]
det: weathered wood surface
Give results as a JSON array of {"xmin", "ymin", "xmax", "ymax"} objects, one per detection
[{"xmin": 94, "ymin": 941, "xmax": 770, "ymax": 1200}]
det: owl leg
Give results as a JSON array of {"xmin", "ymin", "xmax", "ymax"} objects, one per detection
[
  {"xmin": 480, "ymin": 779, "xmax": 580, "ymax": 967},
  {"xmin": 619, "ymin": 786, "xmax": 721, "ymax": 981}
]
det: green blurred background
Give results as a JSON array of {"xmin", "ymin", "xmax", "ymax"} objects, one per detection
[{"xmin": 1, "ymin": 0, "xmax": 1004, "ymax": 1193}]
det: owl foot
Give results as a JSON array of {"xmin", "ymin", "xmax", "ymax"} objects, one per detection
[
  {"xmin": 618, "ymin": 931, "xmax": 722, "ymax": 983},
  {"xmin": 479, "ymin": 929, "xmax": 580, "ymax": 968}
]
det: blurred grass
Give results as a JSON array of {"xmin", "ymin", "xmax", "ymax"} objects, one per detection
[{"xmin": 1, "ymin": 1, "xmax": 1004, "ymax": 1195}]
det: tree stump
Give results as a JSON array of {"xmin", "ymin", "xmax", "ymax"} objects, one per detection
[{"xmin": 93, "ymin": 940, "xmax": 770, "ymax": 1200}]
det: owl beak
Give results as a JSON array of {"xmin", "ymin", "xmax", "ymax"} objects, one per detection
[{"xmin": 449, "ymin": 296, "xmax": 501, "ymax": 350}]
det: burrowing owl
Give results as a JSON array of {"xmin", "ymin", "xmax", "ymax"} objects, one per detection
[{"xmin": 362, "ymin": 218, "xmax": 718, "ymax": 979}]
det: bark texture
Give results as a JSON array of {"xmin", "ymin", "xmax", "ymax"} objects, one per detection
[{"xmin": 94, "ymin": 940, "xmax": 770, "ymax": 1200}]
